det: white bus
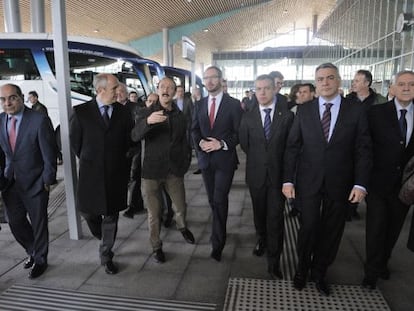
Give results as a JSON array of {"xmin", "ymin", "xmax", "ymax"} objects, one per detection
[{"xmin": 0, "ymin": 33, "xmax": 165, "ymax": 127}]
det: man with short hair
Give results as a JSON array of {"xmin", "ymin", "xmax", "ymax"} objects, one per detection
[
  {"xmin": 129, "ymin": 91, "xmax": 139, "ymax": 103},
  {"xmin": 0, "ymin": 84, "xmax": 57, "ymax": 279},
  {"xmin": 132, "ymin": 77, "xmax": 195, "ymax": 263},
  {"xmin": 116, "ymin": 83, "xmax": 145, "ymax": 218},
  {"xmin": 239, "ymin": 74, "xmax": 294, "ymax": 279},
  {"xmin": 28, "ymin": 91, "xmax": 48, "ymax": 116},
  {"xmin": 283, "ymin": 63, "xmax": 372, "ymax": 296},
  {"xmin": 192, "ymin": 66, "xmax": 243, "ymax": 261},
  {"xmin": 70, "ymin": 73, "xmax": 133, "ymax": 275},
  {"xmin": 297, "ymin": 83, "xmax": 316, "ymax": 104},
  {"xmin": 347, "ymin": 70, "xmax": 387, "ymax": 108},
  {"xmin": 363, "ymin": 70, "xmax": 414, "ymax": 289},
  {"xmin": 269, "ymin": 71, "xmax": 288, "ymax": 109}
]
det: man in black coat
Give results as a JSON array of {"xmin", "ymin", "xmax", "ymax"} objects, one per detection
[
  {"xmin": 239, "ymin": 74, "xmax": 294, "ymax": 279},
  {"xmin": 132, "ymin": 77, "xmax": 194, "ymax": 263},
  {"xmin": 70, "ymin": 73, "xmax": 133, "ymax": 275},
  {"xmin": 116, "ymin": 83, "xmax": 145, "ymax": 218},
  {"xmin": 363, "ymin": 70, "xmax": 414, "ymax": 289},
  {"xmin": 283, "ymin": 63, "xmax": 372, "ymax": 296}
]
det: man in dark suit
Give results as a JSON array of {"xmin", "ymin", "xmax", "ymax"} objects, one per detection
[
  {"xmin": 70, "ymin": 73, "xmax": 133, "ymax": 275},
  {"xmin": 282, "ymin": 63, "xmax": 372, "ymax": 296},
  {"xmin": 239, "ymin": 74, "xmax": 294, "ymax": 279},
  {"xmin": 116, "ymin": 83, "xmax": 145, "ymax": 219},
  {"xmin": 363, "ymin": 70, "xmax": 414, "ymax": 289},
  {"xmin": 191, "ymin": 66, "xmax": 243, "ymax": 261},
  {"xmin": 0, "ymin": 84, "xmax": 57, "ymax": 279},
  {"xmin": 28, "ymin": 90, "xmax": 48, "ymax": 116}
]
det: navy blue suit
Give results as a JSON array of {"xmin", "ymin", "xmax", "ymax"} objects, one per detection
[
  {"xmin": 0, "ymin": 107, "xmax": 57, "ymax": 265},
  {"xmin": 192, "ymin": 93, "xmax": 243, "ymax": 253}
]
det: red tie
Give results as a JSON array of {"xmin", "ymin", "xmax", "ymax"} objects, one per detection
[
  {"xmin": 209, "ymin": 97, "xmax": 216, "ymax": 128},
  {"xmin": 9, "ymin": 116, "xmax": 17, "ymax": 152}
]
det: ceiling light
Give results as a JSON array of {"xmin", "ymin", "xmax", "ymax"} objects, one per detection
[
  {"xmin": 203, "ymin": 28, "xmax": 209, "ymax": 32},
  {"xmin": 93, "ymin": 29, "xmax": 99, "ymax": 33}
]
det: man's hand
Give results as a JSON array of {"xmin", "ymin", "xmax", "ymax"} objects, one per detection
[
  {"xmin": 348, "ymin": 187, "xmax": 366, "ymax": 203},
  {"xmin": 147, "ymin": 110, "xmax": 167, "ymax": 125},
  {"xmin": 200, "ymin": 137, "xmax": 222, "ymax": 153},
  {"xmin": 282, "ymin": 184, "xmax": 295, "ymax": 199}
]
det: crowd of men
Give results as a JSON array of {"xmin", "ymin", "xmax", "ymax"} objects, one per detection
[{"xmin": 0, "ymin": 64, "xmax": 413, "ymax": 300}]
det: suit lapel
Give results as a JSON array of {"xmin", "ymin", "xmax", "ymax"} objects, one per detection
[
  {"xmin": 308, "ymin": 100, "xmax": 326, "ymax": 143},
  {"xmin": 14, "ymin": 109, "xmax": 31, "ymax": 153}
]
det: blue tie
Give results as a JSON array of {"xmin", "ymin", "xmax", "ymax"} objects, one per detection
[
  {"xmin": 263, "ymin": 108, "xmax": 272, "ymax": 140},
  {"xmin": 102, "ymin": 105, "xmax": 110, "ymax": 126},
  {"xmin": 399, "ymin": 109, "xmax": 407, "ymax": 144}
]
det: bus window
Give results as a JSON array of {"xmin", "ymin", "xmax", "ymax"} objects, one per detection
[{"xmin": 0, "ymin": 49, "xmax": 41, "ymax": 80}]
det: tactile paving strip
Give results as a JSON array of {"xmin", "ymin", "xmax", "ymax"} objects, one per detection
[{"xmin": 223, "ymin": 278, "xmax": 390, "ymax": 311}]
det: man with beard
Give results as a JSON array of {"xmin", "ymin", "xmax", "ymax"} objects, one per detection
[
  {"xmin": 132, "ymin": 77, "xmax": 194, "ymax": 263},
  {"xmin": 192, "ymin": 66, "xmax": 243, "ymax": 261}
]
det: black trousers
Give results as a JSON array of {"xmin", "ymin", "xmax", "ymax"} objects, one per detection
[
  {"xmin": 127, "ymin": 153, "xmax": 144, "ymax": 212},
  {"xmin": 201, "ymin": 166, "xmax": 235, "ymax": 253},
  {"xmin": 296, "ymin": 192, "xmax": 348, "ymax": 279},
  {"xmin": 3, "ymin": 183, "xmax": 49, "ymax": 265},
  {"xmin": 249, "ymin": 182, "xmax": 284, "ymax": 266},
  {"xmin": 365, "ymin": 191, "xmax": 410, "ymax": 278},
  {"xmin": 81, "ymin": 212, "xmax": 119, "ymax": 264}
]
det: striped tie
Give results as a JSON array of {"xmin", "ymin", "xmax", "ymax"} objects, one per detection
[
  {"xmin": 321, "ymin": 103, "xmax": 333, "ymax": 141},
  {"xmin": 263, "ymin": 108, "xmax": 272, "ymax": 141}
]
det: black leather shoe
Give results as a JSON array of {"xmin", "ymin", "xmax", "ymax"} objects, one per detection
[
  {"xmin": 315, "ymin": 279, "xmax": 330, "ymax": 296},
  {"xmin": 362, "ymin": 277, "xmax": 377, "ymax": 289},
  {"xmin": 252, "ymin": 240, "xmax": 266, "ymax": 257},
  {"xmin": 211, "ymin": 249, "xmax": 222, "ymax": 262},
  {"xmin": 28, "ymin": 263, "xmax": 48, "ymax": 279},
  {"xmin": 104, "ymin": 261, "xmax": 118, "ymax": 274},
  {"xmin": 181, "ymin": 228, "xmax": 195, "ymax": 244},
  {"xmin": 193, "ymin": 169, "xmax": 201, "ymax": 175},
  {"xmin": 23, "ymin": 256, "xmax": 35, "ymax": 269},
  {"xmin": 268, "ymin": 265, "xmax": 283, "ymax": 279},
  {"xmin": 293, "ymin": 272, "xmax": 307, "ymax": 290},
  {"xmin": 153, "ymin": 249, "xmax": 166, "ymax": 263}
]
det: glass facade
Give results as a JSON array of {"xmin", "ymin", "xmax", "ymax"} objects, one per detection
[{"xmin": 212, "ymin": 0, "xmax": 414, "ymax": 100}]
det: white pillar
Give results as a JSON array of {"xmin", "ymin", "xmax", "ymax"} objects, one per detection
[
  {"xmin": 31, "ymin": 0, "xmax": 45, "ymax": 33},
  {"xmin": 3, "ymin": 0, "xmax": 21, "ymax": 32},
  {"xmin": 163, "ymin": 28, "xmax": 169, "ymax": 66},
  {"xmin": 51, "ymin": 0, "xmax": 82, "ymax": 240}
]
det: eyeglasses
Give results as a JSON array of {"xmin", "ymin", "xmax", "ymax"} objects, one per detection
[
  {"xmin": 203, "ymin": 75, "xmax": 220, "ymax": 81},
  {"xmin": 0, "ymin": 94, "xmax": 20, "ymax": 104}
]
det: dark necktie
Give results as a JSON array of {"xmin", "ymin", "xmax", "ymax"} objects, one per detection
[
  {"xmin": 399, "ymin": 109, "xmax": 407, "ymax": 144},
  {"xmin": 263, "ymin": 108, "xmax": 272, "ymax": 141},
  {"xmin": 8, "ymin": 116, "xmax": 17, "ymax": 152},
  {"xmin": 209, "ymin": 97, "xmax": 216, "ymax": 128},
  {"xmin": 102, "ymin": 105, "xmax": 110, "ymax": 127},
  {"xmin": 321, "ymin": 103, "xmax": 333, "ymax": 141}
]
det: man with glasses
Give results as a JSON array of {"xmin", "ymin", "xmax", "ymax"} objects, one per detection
[
  {"xmin": 0, "ymin": 84, "xmax": 57, "ymax": 279},
  {"xmin": 192, "ymin": 66, "xmax": 243, "ymax": 261}
]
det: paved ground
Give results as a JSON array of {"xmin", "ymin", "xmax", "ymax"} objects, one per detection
[{"xmin": 0, "ymin": 151, "xmax": 413, "ymax": 310}]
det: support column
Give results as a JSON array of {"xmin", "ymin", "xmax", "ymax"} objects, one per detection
[
  {"xmin": 163, "ymin": 28, "xmax": 169, "ymax": 66},
  {"xmin": 30, "ymin": 0, "xmax": 45, "ymax": 33},
  {"xmin": 3, "ymin": 0, "xmax": 21, "ymax": 32},
  {"xmin": 51, "ymin": 0, "xmax": 82, "ymax": 240}
]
